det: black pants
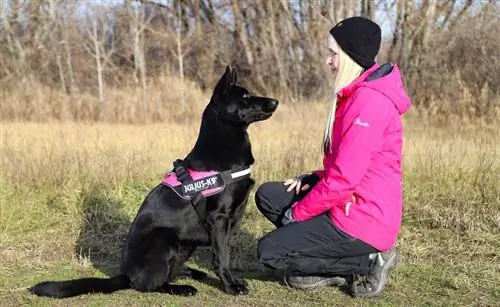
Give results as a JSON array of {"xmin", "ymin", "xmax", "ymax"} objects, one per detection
[{"xmin": 256, "ymin": 181, "xmax": 378, "ymax": 276}]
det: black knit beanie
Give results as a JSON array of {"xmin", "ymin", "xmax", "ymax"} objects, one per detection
[{"xmin": 329, "ymin": 16, "xmax": 381, "ymax": 69}]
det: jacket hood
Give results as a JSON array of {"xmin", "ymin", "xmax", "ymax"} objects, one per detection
[{"xmin": 339, "ymin": 63, "xmax": 412, "ymax": 114}]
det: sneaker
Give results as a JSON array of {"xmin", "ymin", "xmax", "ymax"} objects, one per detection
[
  {"xmin": 350, "ymin": 247, "xmax": 399, "ymax": 298},
  {"xmin": 284, "ymin": 272, "xmax": 347, "ymax": 290}
]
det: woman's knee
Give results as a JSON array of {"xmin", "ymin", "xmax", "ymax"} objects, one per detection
[{"xmin": 254, "ymin": 181, "xmax": 281, "ymax": 213}]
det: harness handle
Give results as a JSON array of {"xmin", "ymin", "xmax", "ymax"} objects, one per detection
[
  {"xmin": 173, "ymin": 159, "xmax": 192, "ymax": 183},
  {"xmin": 172, "ymin": 159, "xmax": 207, "ymax": 229}
]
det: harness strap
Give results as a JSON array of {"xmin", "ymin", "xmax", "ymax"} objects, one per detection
[{"xmin": 173, "ymin": 159, "xmax": 206, "ymax": 218}]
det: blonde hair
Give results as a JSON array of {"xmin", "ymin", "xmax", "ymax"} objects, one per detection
[{"xmin": 322, "ymin": 46, "xmax": 364, "ymax": 153}]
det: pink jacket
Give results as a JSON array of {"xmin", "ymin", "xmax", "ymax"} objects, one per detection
[{"xmin": 291, "ymin": 64, "xmax": 411, "ymax": 251}]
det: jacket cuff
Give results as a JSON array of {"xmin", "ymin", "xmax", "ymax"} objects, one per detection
[
  {"xmin": 281, "ymin": 207, "xmax": 296, "ymax": 225},
  {"xmin": 312, "ymin": 169, "xmax": 325, "ymax": 179}
]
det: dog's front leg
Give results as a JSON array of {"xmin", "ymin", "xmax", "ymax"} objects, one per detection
[{"xmin": 208, "ymin": 215, "xmax": 249, "ymax": 295}]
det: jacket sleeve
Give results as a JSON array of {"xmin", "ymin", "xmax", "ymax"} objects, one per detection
[{"xmin": 292, "ymin": 88, "xmax": 394, "ymax": 222}]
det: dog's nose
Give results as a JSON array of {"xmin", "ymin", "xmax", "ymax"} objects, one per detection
[{"xmin": 265, "ymin": 99, "xmax": 279, "ymax": 112}]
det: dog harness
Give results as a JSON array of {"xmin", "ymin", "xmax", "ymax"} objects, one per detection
[{"xmin": 161, "ymin": 159, "xmax": 251, "ymax": 201}]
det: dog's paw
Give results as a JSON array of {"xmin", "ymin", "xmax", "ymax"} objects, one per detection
[
  {"xmin": 162, "ymin": 284, "xmax": 198, "ymax": 296},
  {"xmin": 177, "ymin": 285, "xmax": 198, "ymax": 296},
  {"xmin": 236, "ymin": 278, "xmax": 248, "ymax": 288},
  {"xmin": 224, "ymin": 279, "xmax": 249, "ymax": 295}
]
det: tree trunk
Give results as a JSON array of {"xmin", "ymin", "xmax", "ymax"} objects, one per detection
[
  {"xmin": 360, "ymin": 0, "xmax": 374, "ymax": 19},
  {"xmin": 132, "ymin": 3, "xmax": 149, "ymax": 120},
  {"xmin": 231, "ymin": 0, "xmax": 254, "ymax": 65},
  {"xmin": 91, "ymin": 18, "xmax": 106, "ymax": 120},
  {"xmin": 176, "ymin": 1, "xmax": 185, "ymax": 107},
  {"xmin": 268, "ymin": 1, "xmax": 287, "ymax": 94}
]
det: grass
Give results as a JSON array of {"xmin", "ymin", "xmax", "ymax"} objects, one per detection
[{"xmin": 1, "ymin": 97, "xmax": 499, "ymax": 306}]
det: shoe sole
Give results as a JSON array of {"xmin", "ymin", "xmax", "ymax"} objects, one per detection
[
  {"xmin": 284, "ymin": 276, "xmax": 347, "ymax": 290},
  {"xmin": 357, "ymin": 250, "xmax": 399, "ymax": 298}
]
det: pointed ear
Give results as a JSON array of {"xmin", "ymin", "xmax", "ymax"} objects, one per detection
[
  {"xmin": 230, "ymin": 67, "xmax": 238, "ymax": 85},
  {"xmin": 214, "ymin": 66, "xmax": 231, "ymax": 94}
]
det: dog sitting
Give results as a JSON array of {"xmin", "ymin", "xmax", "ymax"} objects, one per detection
[{"xmin": 29, "ymin": 66, "xmax": 279, "ymax": 298}]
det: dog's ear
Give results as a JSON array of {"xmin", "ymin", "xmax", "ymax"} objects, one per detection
[
  {"xmin": 230, "ymin": 67, "xmax": 238, "ymax": 85},
  {"xmin": 214, "ymin": 66, "xmax": 232, "ymax": 94}
]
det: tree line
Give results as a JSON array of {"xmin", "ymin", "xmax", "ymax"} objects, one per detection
[{"xmin": 0, "ymin": 0, "xmax": 498, "ymax": 121}]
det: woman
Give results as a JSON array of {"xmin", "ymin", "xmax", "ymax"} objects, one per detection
[{"xmin": 255, "ymin": 16, "xmax": 411, "ymax": 298}]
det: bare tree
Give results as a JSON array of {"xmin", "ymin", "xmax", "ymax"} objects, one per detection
[
  {"xmin": 61, "ymin": 8, "xmax": 77, "ymax": 95},
  {"xmin": 82, "ymin": 6, "xmax": 116, "ymax": 120},
  {"xmin": 268, "ymin": 1, "xmax": 287, "ymax": 92},
  {"xmin": 176, "ymin": 0, "xmax": 186, "ymax": 106},
  {"xmin": 125, "ymin": 0, "xmax": 151, "ymax": 119},
  {"xmin": 360, "ymin": 0, "xmax": 374, "ymax": 19},
  {"xmin": 231, "ymin": 0, "xmax": 254, "ymax": 66},
  {"xmin": 1, "ymin": 0, "xmax": 27, "ymax": 77}
]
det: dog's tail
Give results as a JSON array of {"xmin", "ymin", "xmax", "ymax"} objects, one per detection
[{"xmin": 29, "ymin": 274, "xmax": 130, "ymax": 298}]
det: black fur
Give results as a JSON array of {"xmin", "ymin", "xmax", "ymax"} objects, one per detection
[{"xmin": 29, "ymin": 66, "xmax": 279, "ymax": 298}]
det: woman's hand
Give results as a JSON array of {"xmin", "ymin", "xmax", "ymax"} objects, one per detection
[
  {"xmin": 284, "ymin": 173, "xmax": 320, "ymax": 194},
  {"xmin": 284, "ymin": 177, "xmax": 310, "ymax": 194}
]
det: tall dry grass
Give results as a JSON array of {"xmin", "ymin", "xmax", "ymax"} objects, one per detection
[
  {"xmin": 1, "ymin": 94, "xmax": 498, "ymax": 235},
  {"xmin": 0, "ymin": 75, "xmax": 212, "ymax": 124},
  {"xmin": 2, "ymin": 69, "xmax": 499, "ymax": 125}
]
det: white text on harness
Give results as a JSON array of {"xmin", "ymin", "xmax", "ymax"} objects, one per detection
[{"xmin": 182, "ymin": 176, "xmax": 219, "ymax": 194}]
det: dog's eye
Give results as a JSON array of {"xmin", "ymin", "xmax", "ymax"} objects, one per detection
[{"xmin": 242, "ymin": 94, "xmax": 251, "ymax": 99}]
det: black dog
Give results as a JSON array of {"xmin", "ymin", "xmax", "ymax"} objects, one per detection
[{"xmin": 29, "ymin": 66, "xmax": 279, "ymax": 298}]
